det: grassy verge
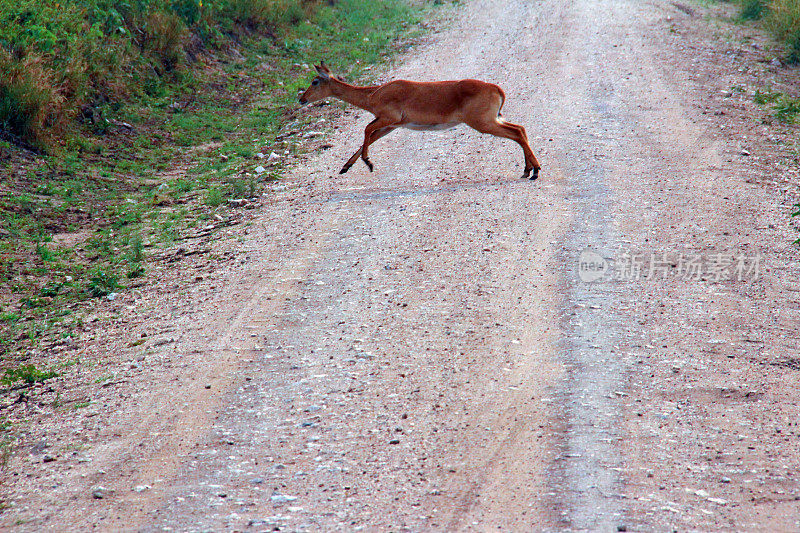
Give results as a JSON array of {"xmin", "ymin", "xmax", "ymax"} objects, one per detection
[
  {"xmin": 733, "ymin": 0, "xmax": 800, "ymax": 63},
  {"xmin": 0, "ymin": 0, "xmax": 443, "ymax": 383},
  {"xmin": 751, "ymin": 87, "xmax": 800, "ymax": 121}
]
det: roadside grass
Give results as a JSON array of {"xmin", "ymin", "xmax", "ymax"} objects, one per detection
[
  {"xmin": 0, "ymin": 417, "xmax": 14, "ymax": 467},
  {"xmin": 740, "ymin": 0, "xmax": 767, "ymax": 20},
  {"xmin": 764, "ymin": 0, "xmax": 800, "ymax": 63},
  {"xmin": 1, "ymin": 365, "xmax": 58, "ymax": 387},
  {"xmin": 0, "ymin": 0, "xmax": 441, "ymax": 388},
  {"xmin": 752, "ymin": 87, "xmax": 800, "ymax": 122},
  {"xmin": 734, "ymin": 0, "xmax": 800, "ymax": 63},
  {"xmin": 792, "ymin": 203, "xmax": 800, "ymax": 244}
]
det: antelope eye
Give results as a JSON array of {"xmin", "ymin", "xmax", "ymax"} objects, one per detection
[{"xmin": 312, "ymin": 79, "xmax": 320, "ymax": 86}]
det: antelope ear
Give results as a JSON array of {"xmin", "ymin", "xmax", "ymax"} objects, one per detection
[{"xmin": 316, "ymin": 61, "xmax": 332, "ymax": 78}]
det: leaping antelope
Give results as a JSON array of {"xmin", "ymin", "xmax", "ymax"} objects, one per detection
[{"xmin": 298, "ymin": 62, "xmax": 541, "ymax": 180}]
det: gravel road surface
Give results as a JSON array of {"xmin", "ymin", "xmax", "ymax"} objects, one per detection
[{"xmin": 4, "ymin": 0, "xmax": 800, "ymax": 530}]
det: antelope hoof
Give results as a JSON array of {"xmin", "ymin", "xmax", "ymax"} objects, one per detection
[
  {"xmin": 363, "ymin": 158, "xmax": 374, "ymax": 172},
  {"xmin": 340, "ymin": 165, "xmax": 350, "ymax": 174},
  {"xmin": 530, "ymin": 168, "xmax": 540, "ymax": 181}
]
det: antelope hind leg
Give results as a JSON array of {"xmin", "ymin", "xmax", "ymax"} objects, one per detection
[{"xmin": 466, "ymin": 118, "xmax": 540, "ymax": 181}]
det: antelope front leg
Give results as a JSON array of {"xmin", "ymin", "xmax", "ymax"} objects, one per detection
[
  {"xmin": 360, "ymin": 118, "xmax": 398, "ymax": 172},
  {"xmin": 339, "ymin": 125, "xmax": 397, "ymax": 174},
  {"xmin": 340, "ymin": 148, "xmax": 363, "ymax": 175}
]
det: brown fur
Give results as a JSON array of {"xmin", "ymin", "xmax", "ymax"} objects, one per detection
[{"xmin": 299, "ymin": 62, "xmax": 540, "ymax": 179}]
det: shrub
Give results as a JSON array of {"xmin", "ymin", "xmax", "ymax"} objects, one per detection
[
  {"xmin": 141, "ymin": 11, "xmax": 189, "ymax": 74},
  {"xmin": 766, "ymin": 0, "xmax": 800, "ymax": 61},
  {"xmin": 0, "ymin": 50, "xmax": 64, "ymax": 147},
  {"xmin": 741, "ymin": 0, "xmax": 767, "ymax": 20},
  {"xmin": 783, "ymin": 28, "xmax": 800, "ymax": 63},
  {"xmin": 222, "ymin": 0, "xmax": 306, "ymax": 28},
  {"xmin": 0, "ymin": 0, "xmax": 319, "ymax": 147}
]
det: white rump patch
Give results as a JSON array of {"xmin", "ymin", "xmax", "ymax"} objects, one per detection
[{"xmin": 403, "ymin": 122, "xmax": 460, "ymax": 132}]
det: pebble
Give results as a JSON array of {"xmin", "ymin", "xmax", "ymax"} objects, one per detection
[
  {"xmin": 92, "ymin": 487, "xmax": 110, "ymax": 499},
  {"xmin": 271, "ymin": 494, "xmax": 297, "ymax": 505},
  {"xmin": 132, "ymin": 485, "xmax": 151, "ymax": 493},
  {"xmin": 228, "ymin": 198, "xmax": 249, "ymax": 208}
]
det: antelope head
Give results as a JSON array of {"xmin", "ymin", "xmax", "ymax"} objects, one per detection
[{"xmin": 299, "ymin": 62, "xmax": 335, "ymax": 104}]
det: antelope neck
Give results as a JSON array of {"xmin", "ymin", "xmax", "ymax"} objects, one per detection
[{"xmin": 329, "ymin": 78, "xmax": 377, "ymax": 113}]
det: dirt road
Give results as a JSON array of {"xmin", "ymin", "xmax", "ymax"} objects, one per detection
[{"xmin": 5, "ymin": 0, "xmax": 800, "ymax": 530}]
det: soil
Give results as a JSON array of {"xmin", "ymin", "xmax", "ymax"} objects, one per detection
[{"xmin": 2, "ymin": 0, "xmax": 800, "ymax": 530}]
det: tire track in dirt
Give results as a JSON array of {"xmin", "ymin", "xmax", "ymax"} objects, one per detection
[{"xmin": 86, "ymin": 202, "xmax": 350, "ymax": 530}]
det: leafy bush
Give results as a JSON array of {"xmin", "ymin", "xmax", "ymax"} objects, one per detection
[
  {"xmin": 0, "ymin": 50, "xmax": 63, "ymax": 146},
  {"xmin": 0, "ymin": 0, "xmax": 318, "ymax": 148},
  {"xmin": 741, "ymin": 0, "xmax": 768, "ymax": 20},
  {"xmin": 782, "ymin": 28, "xmax": 800, "ymax": 63},
  {"xmin": 222, "ymin": 0, "xmax": 306, "ymax": 28},
  {"xmin": 766, "ymin": 0, "xmax": 800, "ymax": 62},
  {"xmin": 141, "ymin": 11, "xmax": 190, "ymax": 74}
]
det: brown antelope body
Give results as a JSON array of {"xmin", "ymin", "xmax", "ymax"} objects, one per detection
[{"xmin": 299, "ymin": 62, "xmax": 541, "ymax": 180}]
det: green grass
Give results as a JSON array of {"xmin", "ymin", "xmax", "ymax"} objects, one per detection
[
  {"xmin": 792, "ymin": 203, "xmax": 800, "ymax": 244},
  {"xmin": 754, "ymin": 88, "xmax": 781, "ymax": 105},
  {"xmin": 0, "ymin": 0, "xmax": 330, "ymax": 148},
  {"xmin": 740, "ymin": 0, "xmax": 767, "ymax": 20},
  {"xmin": 87, "ymin": 268, "xmax": 120, "ymax": 297},
  {"xmin": 753, "ymin": 88, "xmax": 800, "ymax": 122},
  {"xmin": 1, "ymin": 364, "xmax": 58, "ymax": 387},
  {"xmin": 736, "ymin": 0, "xmax": 800, "ymax": 63},
  {"xmin": 773, "ymin": 95, "xmax": 800, "ymax": 121}
]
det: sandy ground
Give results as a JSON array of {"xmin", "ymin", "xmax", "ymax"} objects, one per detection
[{"xmin": 3, "ymin": 0, "xmax": 800, "ymax": 530}]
